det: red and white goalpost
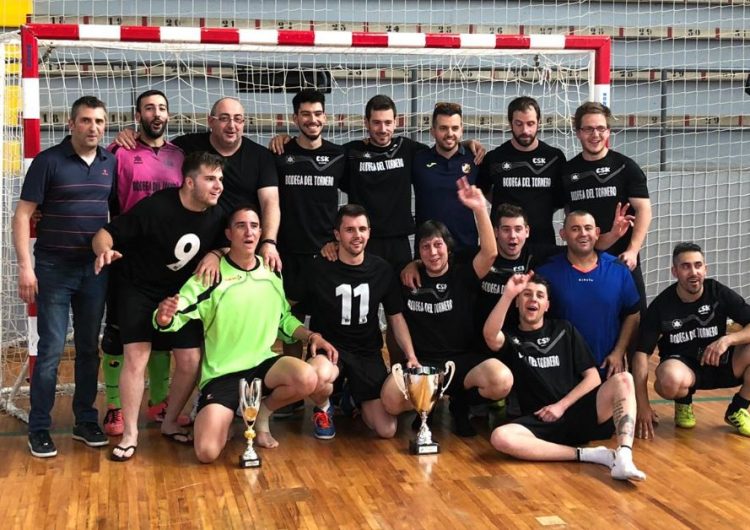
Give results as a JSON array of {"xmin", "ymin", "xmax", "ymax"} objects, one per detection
[{"xmin": 1, "ymin": 23, "xmax": 610, "ymax": 421}]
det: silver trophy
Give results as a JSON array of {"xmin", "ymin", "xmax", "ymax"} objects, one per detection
[
  {"xmin": 239, "ymin": 377, "xmax": 263, "ymax": 468},
  {"xmin": 392, "ymin": 361, "xmax": 455, "ymax": 455}
]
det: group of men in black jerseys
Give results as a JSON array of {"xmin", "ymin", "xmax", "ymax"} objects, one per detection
[{"xmin": 16, "ymin": 89, "xmax": 750, "ymax": 484}]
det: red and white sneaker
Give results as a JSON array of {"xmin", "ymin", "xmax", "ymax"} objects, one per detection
[{"xmin": 103, "ymin": 405, "xmax": 124, "ymax": 437}]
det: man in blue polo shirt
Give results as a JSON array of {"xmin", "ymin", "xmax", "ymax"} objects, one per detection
[
  {"xmin": 537, "ymin": 210, "xmax": 640, "ymax": 379},
  {"xmin": 412, "ymin": 102, "xmax": 479, "ymax": 263},
  {"xmin": 13, "ymin": 95, "xmax": 116, "ymax": 458}
]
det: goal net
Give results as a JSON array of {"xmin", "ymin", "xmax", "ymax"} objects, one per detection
[{"xmin": 0, "ymin": 24, "xmax": 608, "ymax": 420}]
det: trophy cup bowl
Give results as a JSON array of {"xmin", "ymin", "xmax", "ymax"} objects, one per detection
[
  {"xmin": 392, "ymin": 361, "xmax": 455, "ymax": 455},
  {"xmin": 239, "ymin": 377, "xmax": 263, "ymax": 468}
]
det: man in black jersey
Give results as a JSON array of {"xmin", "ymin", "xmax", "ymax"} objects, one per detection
[
  {"xmin": 401, "ymin": 177, "xmax": 512, "ymax": 436},
  {"xmin": 299, "ymin": 204, "xmax": 420, "ymax": 440},
  {"xmin": 561, "ymin": 102, "xmax": 652, "ymax": 310},
  {"xmin": 484, "ymin": 272, "xmax": 646, "ymax": 481},
  {"xmin": 478, "ymin": 97, "xmax": 566, "ymax": 246},
  {"xmin": 115, "ymin": 97, "xmax": 282, "ymax": 271},
  {"xmin": 93, "ymin": 152, "xmax": 228, "ymax": 462},
  {"xmin": 271, "ymin": 94, "xmax": 485, "ymax": 271},
  {"xmin": 273, "ymin": 89, "xmax": 347, "ymax": 416},
  {"xmin": 633, "ymin": 242, "xmax": 750, "ymax": 439}
]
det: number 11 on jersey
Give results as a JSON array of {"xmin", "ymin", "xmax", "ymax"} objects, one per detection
[{"xmin": 335, "ymin": 283, "xmax": 370, "ymax": 325}]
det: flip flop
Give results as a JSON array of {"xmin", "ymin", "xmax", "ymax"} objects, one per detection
[
  {"xmin": 110, "ymin": 445, "xmax": 137, "ymax": 462},
  {"xmin": 162, "ymin": 431, "xmax": 193, "ymax": 446}
]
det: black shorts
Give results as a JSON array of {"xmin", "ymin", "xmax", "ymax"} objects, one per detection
[
  {"xmin": 512, "ymin": 386, "xmax": 615, "ymax": 446},
  {"xmin": 118, "ymin": 282, "xmax": 203, "ymax": 349},
  {"xmin": 338, "ymin": 350, "xmax": 388, "ymax": 403},
  {"xmin": 197, "ymin": 356, "xmax": 280, "ymax": 413},
  {"xmin": 660, "ymin": 349, "xmax": 742, "ymax": 390},
  {"xmin": 367, "ymin": 235, "xmax": 413, "ymax": 273},
  {"xmin": 419, "ymin": 352, "xmax": 487, "ymax": 396},
  {"xmin": 280, "ymin": 252, "xmax": 316, "ymax": 304}
]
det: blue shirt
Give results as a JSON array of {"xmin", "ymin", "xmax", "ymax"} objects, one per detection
[
  {"xmin": 536, "ymin": 252, "xmax": 640, "ymax": 366},
  {"xmin": 20, "ymin": 136, "xmax": 116, "ymax": 263},
  {"xmin": 412, "ymin": 145, "xmax": 479, "ymax": 252}
]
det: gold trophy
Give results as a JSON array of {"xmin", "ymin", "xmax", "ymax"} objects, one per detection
[
  {"xmin": 239, "ymin": 377, "xmax": 263, "ymax": 468},
  {"xmin": 392, "ymin": 362, "xmax": 455, "ymax": 455}
]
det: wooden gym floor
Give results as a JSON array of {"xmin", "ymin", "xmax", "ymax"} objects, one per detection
[{"xmin": 0, "ymin": 356, "xmax": 745, "ymax": 529}]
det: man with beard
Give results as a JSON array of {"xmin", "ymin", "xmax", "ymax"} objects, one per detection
[
  {"xmin": 537, "ymin": 211, "xmax": 640, "ymax": 379},
  {"xmin": 115, "ymin": 97, "xmax": 281, "ymax": 271},
  {"xmin": 272, "ymin": 89, "xmax": 347, "ymax": 416},
  {"xmin": 412, "ymin": 102, "xmax": 481, "ymax": 263},
  {"xmin": 633, "ymin": 242, "xmax": 750, "ymax": 438},
  {"xmin": 478, "ymin": 97, "xmax": 566, "ymax": 246},
  {"xmin": 102, "ymin": 90, "xmax": 188, "ymax": 436}
]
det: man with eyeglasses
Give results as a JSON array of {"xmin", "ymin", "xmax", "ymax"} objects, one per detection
[
  {"xmin": 561, "ymin": 102, "xmax": 652, "ymax": 313},
  {"xmin": 478, "ymin": 97, "xmax": 567, "ymax": 246},
  {"xmin": 115, "ymin": 97, "xmax": 281, "ymax": 271}
]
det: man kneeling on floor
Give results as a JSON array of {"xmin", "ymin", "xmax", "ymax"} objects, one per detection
[
  {"xmin": 154, "ymin": 204, "xmax": 337, "ymax": 463},
  {"xmin": 483, "ymin": 272, "xmax": 646, "ymax": 481}
]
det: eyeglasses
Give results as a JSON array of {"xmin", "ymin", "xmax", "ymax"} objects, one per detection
[
  {"xmin": 578, "ymin": 125, "xmax": 609, "ymax": 135},
  {"xmin": 211, "ymin": 114, "xmax": 245, "ymax": 124}
]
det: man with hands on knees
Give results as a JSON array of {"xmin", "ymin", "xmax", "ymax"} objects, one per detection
[
  {"xmin": 484, "ymin": 272, "xmax": 646, "ymax": 482},
  {"xmin": 634, "ymin": 242, "xmax": 750, "ymax": 439},
  {"xmin": 154, "ymin": 204, "xmax": 337, "ymax": 463}
]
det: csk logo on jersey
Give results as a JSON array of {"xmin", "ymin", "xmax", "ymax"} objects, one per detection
[
  {"xmin": 537, "ymin": 337, "xmax": 550, "ymax": 347},
  {"xmin": 698, "ymin": 304, "xmax": 711, "ymax": 315}
]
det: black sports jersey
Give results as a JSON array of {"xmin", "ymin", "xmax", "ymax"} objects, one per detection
[
  {"xmin": 638, "ymin": 279, "xmax": 750, "ymax": 361},
  {"xmin": 343, "ymin": 136, "xmax": 428, "ymax": 238},
  {"xmin": 104, "ymin": 187, "xmax": 226, "ymax": 295},
  {"xmin": 561, "ymin": 150, "xmax": 649, "ymax": 256},
  {"xmin": 478, "ymin": 140, "xmax": 566, "ymax": 246},
  {"xmin": 303, "ymin": 253, "xmax": 402, "ymax": 356},
  {"xmin": 403, "ymin": 264, "xmax": 480, "ymax": 359},
  {"xmin": 173, "ymin": 133, "xmax": 278, "ymax": 217},
  {"xmin": 499, "ymin": 319, "xmax": 596, "ymax": 415},
  {"xmin": 475, "ymin": 244, "xmax": 562, "ymax": 335},
  {"xmin": 275, "ymin": 139, "xmax": 346, "ymax": 254}
]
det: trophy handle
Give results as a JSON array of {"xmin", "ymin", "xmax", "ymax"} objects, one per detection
[
  {"xmin": 240, "ymin": 377, "xmax": 263, "ymax": 419},
  {"xmin": 390, "ymin": 363, "xmax": 410, "ymax": 400},
  {"xmin": 438, "ymin": 361, "xmax": 456, "ymax": 400}
]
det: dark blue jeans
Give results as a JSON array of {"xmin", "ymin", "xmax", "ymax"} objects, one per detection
[{"xmin": 29, "ymin": 259, "xmax": 108, "ymax": 432}]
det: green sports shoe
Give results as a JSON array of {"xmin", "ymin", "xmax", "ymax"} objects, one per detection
[
  {"xmin": 725, "ymin": 408, "xmax": 750, "ymax": 437},
  {"xmin": 674, "ymin": 403, "xmax": 696, "ymax": 429}
]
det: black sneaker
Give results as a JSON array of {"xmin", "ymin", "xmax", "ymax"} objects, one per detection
[
  {"xmin": 72, "ymin": 422, "xmax": 109, "ymax": 447},
  {"xmin": 28, "ymin": 430, "xmax": 58, "ymax": 458}
]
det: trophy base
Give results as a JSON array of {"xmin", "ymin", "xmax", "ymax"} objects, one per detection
[
  {"xmin": 409, "ymin": 440, "xmax": 440, "ymax": 455},
  {"xmin": 239, "ymin": 455, "xmax": 262, "ymax": 468}
]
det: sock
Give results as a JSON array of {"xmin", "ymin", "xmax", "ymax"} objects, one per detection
[
  {"xmin": 577, "ymin": 446, "xmax": 615, "ymax": 467},
  {"xmin": 315, "ymin": 399, "xmax": 331, "ymax": 412},
  {"xmin": 611, "ymin": 445, "xmax": 647, "ymax": 481},
  {"xmin": 727, "ymin": 393, "xmax": 750, "ymax": 415},
  {"xmin": 675, "ymin": 388, "xmax": 695, "ymax": 405},
  {"xmin": 147, "ymin": 351, "xmax": 171, "ymax": 404},
  {"xmin": 255, "ymin": 401, "xmax": 271, "ymax": 433},
  {"xmin": 102, "ymin": 353, "xmax": 123, "ymax": 408}
]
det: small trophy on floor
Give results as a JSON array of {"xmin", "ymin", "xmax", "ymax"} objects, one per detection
[
  {"xmin": 392, "ymin": 361, "xmax": 455, "ymax": 455},
  {"xmin": 239, "ymin": 377, "xmax": 262, "ymax": 468}
]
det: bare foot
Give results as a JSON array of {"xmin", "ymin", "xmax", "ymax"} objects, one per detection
[{"xmin": 255, "ymin": 430, "xmax": 279, "ymax": 448}]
